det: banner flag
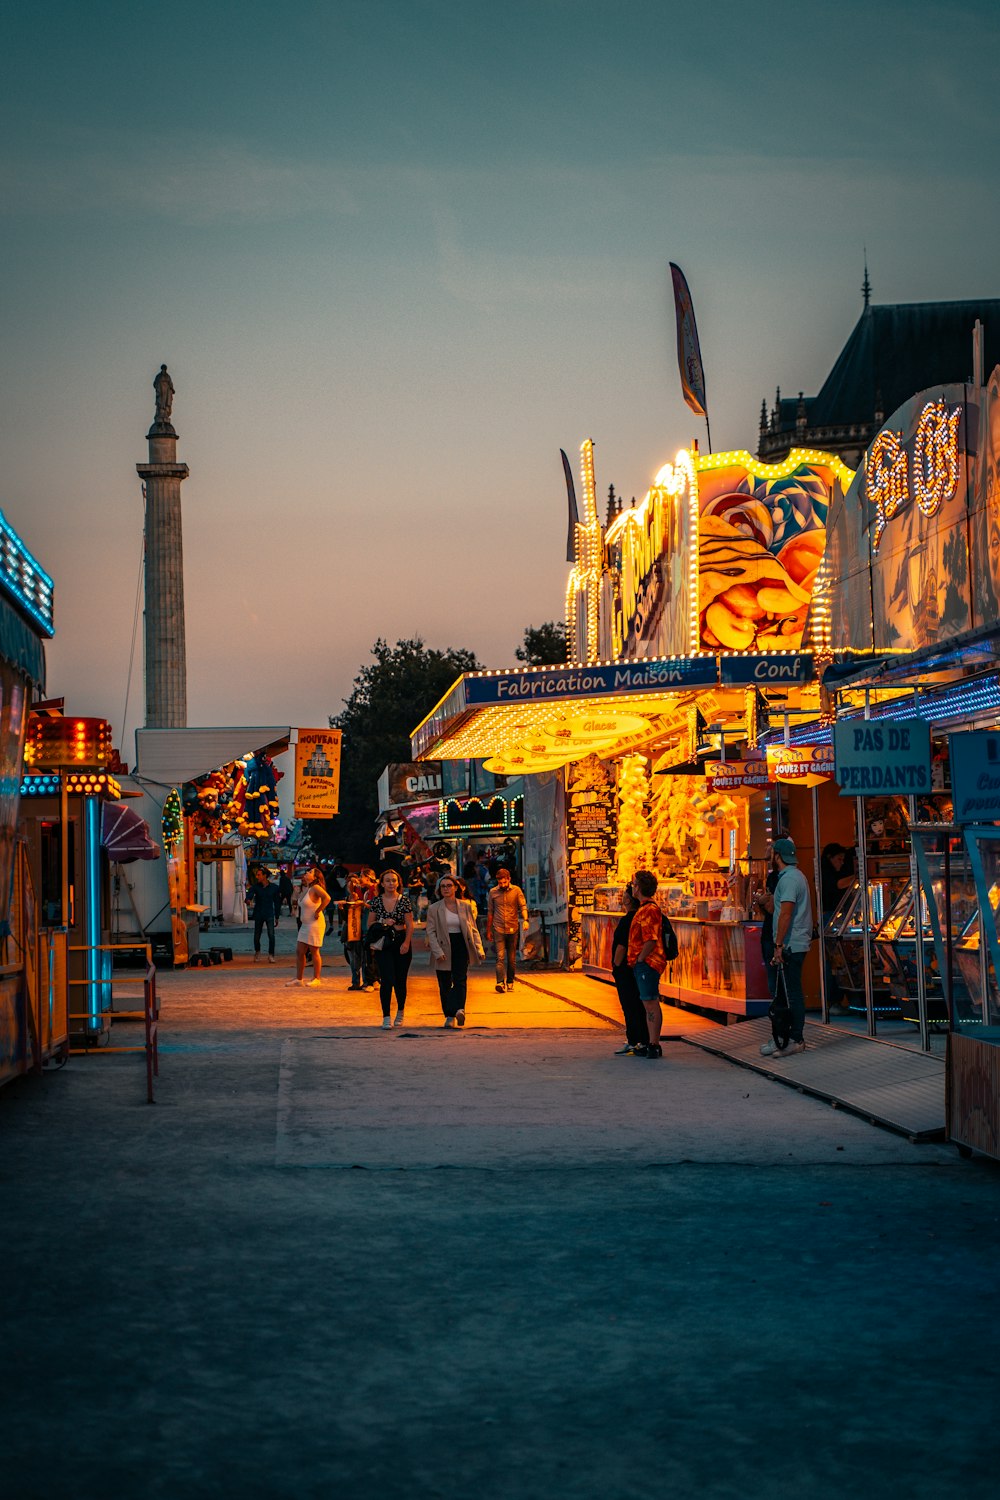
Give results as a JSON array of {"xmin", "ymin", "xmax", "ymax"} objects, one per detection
[
  {"xmin": 294, "ymin": 729, "xmax": 342, "ymax": 819},
  {"xmin": 669, "ymin": 263, "xmax": 708, "ymax": 419},
  {"xmin": 560, "ymin": 448, "xmax": 580, "ymax": 563}
]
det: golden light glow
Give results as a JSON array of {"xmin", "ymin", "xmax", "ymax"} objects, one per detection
[
  {"xmin": 868, "ymin": 428, "xmax": 909, "ymax": 552},
  {"xmin": 913, "ymin": 398, "xmax": 961, "ymax": 520}
]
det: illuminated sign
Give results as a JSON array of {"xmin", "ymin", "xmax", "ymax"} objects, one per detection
[
  {"xmin": 593, "ymin": 447, "xmax": 851, "ymax": 665},
  {"xmin": 766, "ymin": 744, "xmax": 835, "ymax": 786},
  {"xmin": 704, "ymin": 760, "xmax": 771, "ymax": 793},
  {"xmin": 24, "ymin": 715, "xmax": 112, "ymax": 769},
  {"xmin": 719, "ymin": 654, "xmax": 813, "ymax": 686},
  {"xmin": 465, "ymin": 659, "xmax": 717, "ymax": 706},
  {"xmin": 833, "ymin": 720, "xmax": 931, "ymax": 797},
  {"xmin": 0, "ymin": 510, "xmax": 54, "ymax": 636},
  {"xmin": 869, "ymin": 397, "xmax": 962, "ymax": 552}
]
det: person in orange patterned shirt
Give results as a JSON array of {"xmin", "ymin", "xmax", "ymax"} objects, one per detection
[{"xmin": 626, "ymin": 870, "xmax": 666, "ymax": 1058}]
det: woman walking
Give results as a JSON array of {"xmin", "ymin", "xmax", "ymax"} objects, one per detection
[
  {"xmin": 368, "ymin": 869, "xmax": 414, "ymax": 1028},
  {"xmin": 426, "ymin": 873, "xmax": 484, "ymax": 1028},
  {"xmin": 287, "ymin": 867, "xmax": 331, "ymax": 987}
]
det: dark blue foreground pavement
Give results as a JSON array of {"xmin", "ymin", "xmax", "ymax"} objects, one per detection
[{"xmin": 1, "ymin": 957, "xmax": 998, "ymax": 1498}]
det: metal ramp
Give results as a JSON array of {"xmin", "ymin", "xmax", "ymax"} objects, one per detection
[{"xmin": 683, "ymin": 1018, "xmax": 945, "ymax": 1142}]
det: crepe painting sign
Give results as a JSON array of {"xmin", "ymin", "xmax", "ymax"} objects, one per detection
[{"xmin": 696, "ymin": 453, "xmax": 850, "ymax": 654}]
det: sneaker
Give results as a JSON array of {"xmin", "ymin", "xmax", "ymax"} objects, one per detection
[
  {"xmin": 380, "ymin": 1016, "xmax": 393, "ymax": 1029},
  {"xmin": 362, "ymin": 984, "xmax": 374, "ymax": 993},
  {"xmin": 643, "ymin": 1042, "xmax": 663, "ymax": 1059},
  {"xmin": 307, "ymin": 978, "xmax": 321, "ymax": 987},
  {"xmin": 443, "ymin": 1016, "xmax": 456, "ymax": 1028},
  {"xmin": 507, "ymin": 978, "xmax": 516, "ymax": 988},
  {"xmin": 631, "ymin": 1044, "xmax": 649, "ymax": 1058},
  {"xmin": 285, "ymin": 979, "xmax": 303, "ymax": 987},
  {"xmin": 455, "ymin": 1009, "xmax": 466, "ymax": 1028},
  {"xmin": 614, "ymin": 1042, "xmax": 636, "ymax": 1055},
  {"xmin": 393, "ymin": 1012, "xmax": 405, "ymax": 1028},
  {"xmin": 268, "ymin": 956, "xmax": 276, "ymax": 964},
  {"xmin": 783, "ymin": 1040, "xmax": 806, "ymax": 1055},
  {"xmin": 495, "ymin": 983, "xmax": 506, "ymax": 994},
  {"xmin": 347, "ymin": 983, "xmax": 362, "ymax": 991},
  {"xmin": 253, "ymin": 954, "xmax": 261, "ymax": 964}
]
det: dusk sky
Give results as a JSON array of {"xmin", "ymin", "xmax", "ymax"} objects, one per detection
[{"xmin": 3, "ymin": 0, "xmax": 999, "ymax": 760}]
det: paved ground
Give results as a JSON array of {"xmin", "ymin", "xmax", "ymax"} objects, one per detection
[{"xmin": 2, "ymin": 930, "xmax": 999, "ymax": 1498}]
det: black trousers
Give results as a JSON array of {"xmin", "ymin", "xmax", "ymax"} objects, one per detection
[
  {"xmin": 254, "ymin": 915, "xmax": 275, "ymax": 956},
  {"xmin": 376, "ymin": 945, "xmax": 412, "ymax": 1014},
  {"xmin": 436, "ymin": 933, "xmax": 469, "ymax": 1016},
  {"xmin": 612, "ymin": 963, "xmax": 649, "ymax": 1046}
]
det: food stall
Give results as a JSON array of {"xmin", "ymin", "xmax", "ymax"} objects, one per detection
[{"xmin": 410, "ymin": 437, "xmax": 853, "ymax": 1018}]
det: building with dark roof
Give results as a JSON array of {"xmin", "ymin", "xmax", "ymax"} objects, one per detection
[{"xmin": 757, "ymin": 281, "xmax": 1000, "ymax": 468}]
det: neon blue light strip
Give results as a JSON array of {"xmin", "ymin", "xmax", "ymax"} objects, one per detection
[
  {"xmin": 85, "ymin": 795, "xmax": 102, "ymax": 1029},
  {"xmin": 0, "ymin": 509, "xmax": 55, "ymax": 636}
]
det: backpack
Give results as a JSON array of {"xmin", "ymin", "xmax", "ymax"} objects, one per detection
[{"xmin": 661, "ymin": 914, "xmax": 679, "ymax": 963}]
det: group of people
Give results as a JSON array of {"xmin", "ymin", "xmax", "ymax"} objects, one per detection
[
  {"xmin": 611, "ymin": 836, "xmax": 831, "ymax": 1062},
  {"xmin": 246, "ymin": 858, "xmax": 530, "ymax": 1030}
]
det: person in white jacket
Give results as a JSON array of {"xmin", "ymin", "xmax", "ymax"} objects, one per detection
[{"xmin": 425, "ymin": 874, "xmax": 485, "ymax": 1028}]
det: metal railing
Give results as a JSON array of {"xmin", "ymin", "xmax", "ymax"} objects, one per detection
[{"xmin": 68, "ymin": 943, "xmax": 159, "ymax": 1103}]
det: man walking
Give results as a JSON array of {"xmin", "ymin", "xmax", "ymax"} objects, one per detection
[
  {"xmin": 760, "ymin": 837, "xmax": 813, "ymax": 1057},
  {"xmin": 248, "ymin": 867, "xmax": 281, "ymax": 964},
  {"xmin": 486, "ymin": 866, "xmax": 528, "ymax": 992}
]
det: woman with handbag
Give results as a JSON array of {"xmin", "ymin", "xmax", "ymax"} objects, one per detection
[
  {"xmin": 426, "ymin": 873, "xmax": 485, "ymax": 1028},
  {"xmin": 367, "ymin": 869, "xmax": 415, "ymax": 1029}
]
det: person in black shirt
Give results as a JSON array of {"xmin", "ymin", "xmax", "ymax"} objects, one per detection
[
  {"xmin": 611, "ymin": 884, "xmax": 649, "ymax": 1055},
  {"xmin": 247, "ymin": 867, "xmax": 281, "ymax": 963}
]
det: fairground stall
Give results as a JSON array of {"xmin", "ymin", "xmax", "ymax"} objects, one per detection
[
  {"xmin": 808, "ymin": 360, "xmax": 1000, "ymax": 1155},
  {"xmin": 0, "ymin": 512, "xmax": 58, "ymax": 1089},
  {"xmin": 114, "ymin": 726, "xmax": 291, "ymax": 963},
  {"xmin": 412, "ymin": 438, "xmax": 855, "ymax": 1018}
]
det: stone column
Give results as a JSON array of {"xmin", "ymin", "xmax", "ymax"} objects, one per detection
[{"xmin": 137, "ymin": 366, "xmax": 189, "ymax": 728}]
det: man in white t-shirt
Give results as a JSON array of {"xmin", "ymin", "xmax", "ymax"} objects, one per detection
[{"xmin": 760, "ymin": 837, "xmax": 813, "ymax": 1058}]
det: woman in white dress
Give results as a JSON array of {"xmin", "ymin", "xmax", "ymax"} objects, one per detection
[{"xmin": 288, "ymin": 867, "xmax": 331, "ymax": 987}]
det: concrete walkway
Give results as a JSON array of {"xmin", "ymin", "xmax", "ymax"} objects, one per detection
[{"xmin": 2, "ymin": 936, "xmax": 999, "ymax": 1499}]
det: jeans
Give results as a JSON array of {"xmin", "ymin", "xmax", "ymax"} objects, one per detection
[
  {"xmin": 377, "ymin": 944, "xmax": 412, "ymax": 1015},
  {"xmin": 254, "ymin": 915, "xmax": 275, "ymax": 956},
  {"xmin": 612, "ymin": 963, "xmax": 649, "ymax": 1046},
  {"xmin": 436, "ymin": 933, "xmax": 469, "ymax": 1017},
  {"xmin": 494, "ymin": 931, "xmax": 518, "ymax": 985},
  {"xmin": 775, "ymin": 949, "xmax": 806, "ymax": 1042},
  {"xmin": 345, "ymin": 942, "xmax": 363, "ymax": 987},
  {"xmin": 632, "ymin": 960, "xmax": 662, "ymax": 1003}
]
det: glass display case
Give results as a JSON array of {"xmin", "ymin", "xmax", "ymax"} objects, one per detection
[
  {"xmin": 823, "ymin": 877, "xmax": 901, "ymax": 1014},
  {"xmin": 874, "ymin": 884, "xmax": 949, "ymax": 1027}
]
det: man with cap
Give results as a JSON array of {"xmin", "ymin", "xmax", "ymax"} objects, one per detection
[{"xmin": 760, "ymin": 837, "xmax": 813, "ymax": 1058}]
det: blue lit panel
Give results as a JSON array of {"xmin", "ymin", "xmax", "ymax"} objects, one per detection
[
  {"xmin": 0, "ymin": 509, "xmax": 54, "ymax": 636},
  {"xmin": 21, "ymin": 774, "xmax": 61, "ymax": 795}
]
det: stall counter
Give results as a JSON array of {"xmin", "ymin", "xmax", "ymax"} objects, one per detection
[{"xmin": 580, "ymin": 908, "xmax": 771, "ymax": 1018}]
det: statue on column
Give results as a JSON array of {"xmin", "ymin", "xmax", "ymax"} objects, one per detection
[{"xmin": 154, "ymin": 364, "xmax": 175, "ymax": 425}]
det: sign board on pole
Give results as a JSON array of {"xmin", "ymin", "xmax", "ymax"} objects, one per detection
[
  {"xmin": 832, "ymin": 719, "xmax": 931, "ymax": 798},
  {"xmin": 948, "ymin": 730, "xmax": 1000, "ymax": 823},
  {"xmin": 766, "ymin": 744, "xmax": 835, "ymax": 786},
  {"xmin": 293, "ymin": 729, "xmax": 342, "ymax": 819},
  {"xmin": 704, "ymin": 759, "xmax": 771, "ymax": 793}
]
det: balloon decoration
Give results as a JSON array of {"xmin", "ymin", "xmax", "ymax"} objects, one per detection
[{"xmin": 612, "ymin": 755, "xmax": 652, "ymax": 885}]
